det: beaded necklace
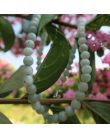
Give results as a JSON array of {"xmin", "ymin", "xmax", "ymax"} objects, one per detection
[{"xmin": 23, "ymin": 15, "xmax": 92, "ymax": 123}]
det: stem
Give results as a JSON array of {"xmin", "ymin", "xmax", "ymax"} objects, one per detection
[
  {"xmin": 0, "ymin": 98, "xmax": 109, "ymax": 105},
  {"xmin": 52, "ymin": 19, "xmax": 77, "ymax": 29}
]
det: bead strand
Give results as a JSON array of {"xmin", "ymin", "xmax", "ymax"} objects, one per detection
[{"xmin": 23, "ymin": 15, "xmax": 92, "ymax": 123}]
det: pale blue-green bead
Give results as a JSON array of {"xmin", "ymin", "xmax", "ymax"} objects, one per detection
[
  {"xmin": 71, "ymin": 100, "xmax": 81, "ymax": 110},
  {"xmin": 65, "ymin": 106, "xmax": 74, "ymax": 117},
  {"xmin": 78, "ymin": 26, "xmax": 85, "ymax": 33},
  {"xmin": 23, "ymin": 47, "xmax": 33, "ymax": 56},
  {"xmin": 32, "ymin": 101, "xmax": 41, "ymax": 110},
  {"xmin": 80, "ymin": 59, "xmax": 90, "ymax": 66},
  {"xmin": 28, "ymin": 26, "xmax": 37, "ymax": 33},
  {"xmin": 30, "ymin": 20, "xmax": 38, "ymax": 26},
  {"xmin": 27, "ymin": 33, "xmax": 37, "ymax": 42},
  {"xmin": 27, "ymin": 84, "xmax": 37, "ymax": 94},
  {"xmin": 51, "ymin": 114, "xmax": 59, "ymax": 123},
  {"xmin": 22, "ymin": 19, "xmax": 30, "ymax": 33},
  {"xmin": 75, "ymin": 92, "xmax": 86, "ymax": 101},
  {"xmin": 24, "ymin": 66, "xmax": 33, "ymax": 75},
  {"xmin": 82, "ymin": 65, "xmax": 92, "ymax": 74},
  {"xmin": 78, "ymin": 37, "xmax": 87, "ymax": 45},
  {"xmin": 81, "ymin": 73, "xmax": 91, "ymax": 82},
  {"xmin": 77, "ymin": 31, "xmax": 85, "ymax": 37},
  {"xmin": 25, "ymin": 40, "xmax": 35, "ymax": 48},
  {"xmin": 81, "ymin": 51, "xmax": 90, "ymax": 59},
  {"xmin": 23, "ymin": 56, "xmax": 34, "ymax": 66},
  {"xmin": 24, "ymin": 75, "xmax": 33, "ymax": 85},
  {"xmin": 37, "ymin": 105, "xmax": 47, "ymax": 114},
  {"xmin": 58, "ymin": 111, "xmax": 67, "ymax": 122},
  {"xmin": 78, "ymin": 82, "xmax": 88, "ymax": 91},
  {"xmin": 79, "ymin": 44, "xmax": 88, "ymax": 52},
  {"xmin": 28, "ymin": 94, "xmax": 38, "ymax": 103}
]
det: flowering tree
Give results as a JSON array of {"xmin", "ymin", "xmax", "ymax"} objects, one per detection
[{"xmin": 0, "ymin": 14, "xmax": 110, "ymax": 124}]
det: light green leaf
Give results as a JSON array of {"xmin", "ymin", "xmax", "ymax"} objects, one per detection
[
  {"xmin": 0, "ymin": 112, "xmax": 12, "ymax": 124},
  {"xmin": 86, "ymin": 102, "xmax": 110, "ymax": 123},
  {"xmin": 0, "ymin": 66, "xmax": 25, "ymax": 95},
  {"xmin": 38, "ymin": 14, "xmax": 57, "ymax": 34},
  {"xmin": 86, "ymin": 14, "xmax": 110, "ymax": 31}
]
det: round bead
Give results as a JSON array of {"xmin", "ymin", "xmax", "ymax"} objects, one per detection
[
  {"xmin": 37, "ymin": 105, "xmax": 47, "ymax": 114},
  {"xmin": 32, "ymin": 101, "xmax": 41, "ymax": 110},
  {"xmin": 78, "ymin": 37, "xmax": 87, "ymax": 45},
  {"xmin": 28, "ymin": 94, "xmax": 38, "ymax": 103},
  {"xmin": 24, "ymin": 75, "xmax": 33, "ymax": 85},
  {"xmin": 81, "ymin": 74, "xmax": 91, "ymax": 82},
  {"xmin": 78, "ymin": 26, "xmax": 85, "ymax": 33},
  {"xmin": 71, "ymin": 100, "xmax": 81, "ymax": 110},
  {"xmin": 82, "ymin": 65, "xmax": 92, "ymax": 74},
  {"xmin": 27, "ymin": 33, "xmax": 37, "ymax": 42},
  {"xmin": 65, "ymin": 106, "xmax": 74, "ymax": 117},
  {"xmin": 78, "ymin": 82, "xmax": 88, "ymax": 91},
  {"xmin": 80, "ymin": 59, "xmax": 90, "ymax": 66},
  {"xmin": 23, "ymin": 56, "xmax": 33, "ymax": 66},
  {"xmin": 77, "ymin": 31, "xmax": 85, "ymax": 37},
  {"xmin": 27, "ymin": 84, "xmax": 37, "ymax": 94},
  {"xmin": 23, "ymin": 47, "xmax": 33, "ymax": 56},
  {"xmin": 58, "ymin": 111, "xmax": 67, "ymax": 122},
  {"xmin": 24, "ymin": 66, "xmax": 33, "ymax": 75},
  {"xmin": 75, "ymin": 92, "xmax": 86, "ymax": 101},
  {"xmin": 28, "ymin": 26, "xmax": 37, "ymax": 33},
  {"xmin": 25, "ymin": 40, "xmax": 35, "ymax": 48},
  {"xmin": 30, "ymin": 20, "xmax": 38, "ymax": 26},
  {"xmin": 79, "ymin": 44, "xmax": 88, "ymax": 52},
  {"xmin": 81, "ymin": 51, "xmax": 90, "ymax": 59},
  {"xmin": 51, "ymin": 114, "xmax": 59, "ymax": 123}
]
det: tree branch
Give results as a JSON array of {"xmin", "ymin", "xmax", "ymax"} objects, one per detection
[
  {"xmin": 0, "ymin": 98, "xmax": 110, "ymax": 105},
  {"xmin": 52, "ymin": 19, "xmax": 77, "ymax": 29}
]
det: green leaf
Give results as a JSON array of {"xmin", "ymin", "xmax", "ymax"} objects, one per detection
[
  {"xmin": 86, "ymin": 14, "xmax": 110, "ymax": 32},
  {"xmin": 38, "ymin": 14, "xmax": 57, "ymax": 34},
  {"xmin": 91, "ymin": 110, "xmax": 108, "ymax": 124},
  {"xmin": 0, "ymin": 66, "xmax": 26, "ymax": 95},
  {"xmin": 0, "ymin": 112, "xmax": 12, "ymax": 124},
  {"xmin": 34, "ymin": 25, "xmax": 71, "ymax": 93},
  {"xmin": 86, "ymin": 102, "xmax": 110, "ymax": 123},
  {"xmin": 0, "ymin": 17, "xmax": 15, "ymax": 51}
]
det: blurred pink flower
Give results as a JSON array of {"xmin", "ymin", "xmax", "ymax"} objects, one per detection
[
  {"xmin": 102, "ymin": 53, "xmax": 110, "ymax": 64},
  {"xmin": 63, "ymin": 78, "xmax": 74, "ymax": 87},
  {"xmin": 63, "ymin": 89, "xmax": 75, "ymax": 99}
]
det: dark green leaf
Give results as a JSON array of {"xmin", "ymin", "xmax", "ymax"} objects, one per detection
[
  {"xmin": 34, "ymin": 25, "xmax": 71, "ymax": 93},
  {"xmin": 0, "ymin": 66, "xmax": 26, "ymax": 95},
  {"xmin": 91, "ymin": 110, "xmax": 108, "ymax": 124},
  {"xmin": 38, "ymin": 14, "xmax": 57, "ymax": 34},
  {"xmin": 86, "ymin": 102, "xmax": 110, "ymax": 123},
  {"xmin": 0, "ymin": 112, "xmax": 12, "ymax": 124},
  {"xmin": 0, "ymin": 17, "xmax": 15, "ymax": 51},
  {"xmin": 86, "ymin": 14, "xmax": 110, "ymax": 31}
]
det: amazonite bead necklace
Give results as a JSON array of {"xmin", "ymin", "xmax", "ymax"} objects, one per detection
[{"xmin": 23, "ymin": 15, "xmax": 92, "ymax": 123}]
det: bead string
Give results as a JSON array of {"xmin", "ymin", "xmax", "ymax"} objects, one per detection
[{"xmin": 23, "ymin": 15, "xmax": 92, "ymax": 123}]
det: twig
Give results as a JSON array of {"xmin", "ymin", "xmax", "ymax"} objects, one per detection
[
  {"xmin": 52, "ymin": 19, "xmax": 77, "ymax": 29},
  {"xmin": 0, "ymin": 98, "xmax": 110, "ymax": 105}
]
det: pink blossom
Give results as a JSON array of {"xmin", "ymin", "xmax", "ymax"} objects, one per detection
[
  {"xmin": 102, "ymin": 53, "xmax": 110, "ymax": 64},
  {"xmin": 63, "ymin": 78, "xmax": 74, "ymax": 87},
  {"xmin": 63, "ymin": 89, "xmax": 75, "ymax": 99}
]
